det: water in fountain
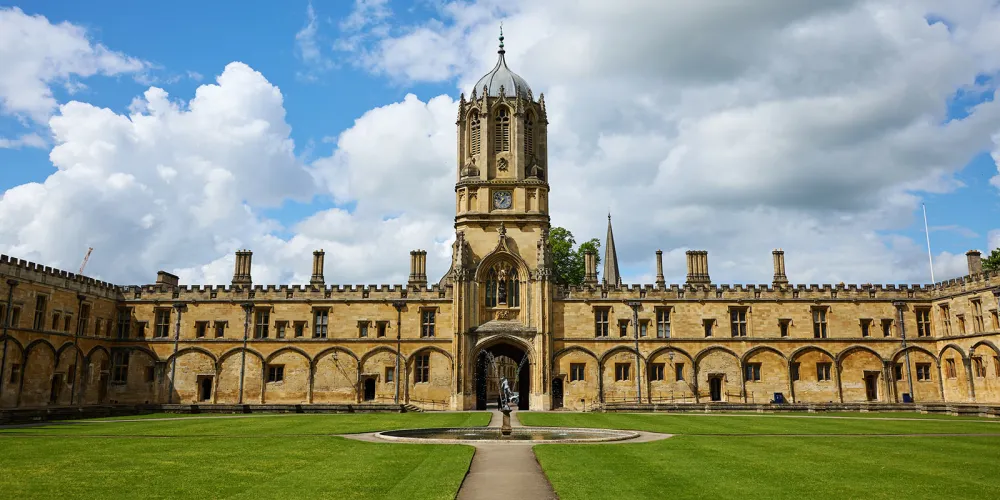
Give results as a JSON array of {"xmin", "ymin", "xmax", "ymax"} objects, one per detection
[{"xmin": 379, "ymin": 427, "xmax": 639, "ymax": 442}]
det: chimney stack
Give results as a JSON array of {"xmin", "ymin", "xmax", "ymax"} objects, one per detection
[
  {"xmin": 685, "ymin": 250, "xmax": 710, "ymax": 285},
  {"xmin": 772, "ymin": 249, "xmax": 788, "ymax": 286},
  {"xmin": 231, "ymin": 250, "xmax": 253, "ymax": 287},
  {"xmin": 583, "ymin": 249, "xmax": 598, "ymax": 285},
  {"xmin": 156, "ymin": 271, "xmax": 179, "ymax": 288},
  {"xmin": 311, "ymin": 250, "xmax": 326, "ymax": 286},
  {"xmin": 655, "ymin": 250, "xmax": 665, "ymax": 288},
  {"xmin": 408, "ymin": 250, "xmax": 428, "ymax": 288},
  {"xmin": 967, "ymin": 250, "xmax": 983, "ymax": 276}
]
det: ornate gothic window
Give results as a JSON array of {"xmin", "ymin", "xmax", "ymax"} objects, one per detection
[
  {"xmin": 484, "ymin": 262, "xmax": 519, "ymax": 308},
  {"xmin": 470, "ymin": 111, "xmax": 481, "ymax": 156},
  {"xmin": 494, "ymin": 108, "xmax": 510, "ymax": 152},
  {"xmin": 523, "ymin": 114, "xmax": 534, "ymax": 158}
]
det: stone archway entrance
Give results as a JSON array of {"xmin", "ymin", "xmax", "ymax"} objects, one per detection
[{"xmin": 475, "ymin": 342, "xmax": 530, "ymax": 411}]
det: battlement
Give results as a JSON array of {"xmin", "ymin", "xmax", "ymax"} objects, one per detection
[
  {"xmin": 0, "ymin": 254, "xmax": 121, "ymax": 298},
  {"xmin": 121, "ymin": 281, "xmax": 450, "ymax": 301},
  {"xmin": 4, "ymin": 249, "xmax": 995, "ymax": 306},
  {"xmin": 931, "ymin": 270, "xmax": 999, "ymax": 291},
  {"xmin": 555, "ymin": 279, "xmax": 971, "ymax": 301}
]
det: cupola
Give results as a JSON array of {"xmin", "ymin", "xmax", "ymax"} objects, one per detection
[{"xmin": 472, "ymin": 27, "xmax": 532, "ymax": 99}]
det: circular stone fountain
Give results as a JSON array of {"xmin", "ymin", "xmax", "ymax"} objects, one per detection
[{"xmin": 376, "ymin": 426, "xmax": 640, "ymax": 443}]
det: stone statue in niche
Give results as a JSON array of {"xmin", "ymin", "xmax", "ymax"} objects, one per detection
[
  {"xmin": 497, "ymin": 157, "xmax": 509, "ymax": 172},
  {"xmin": 497, "ymin": 267, "xmax": 508, "ymax": 304}
]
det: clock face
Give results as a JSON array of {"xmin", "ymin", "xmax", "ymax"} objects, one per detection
[{"xmin": 493, "ymin": 190, "xmax": 513, "ymax": 209}]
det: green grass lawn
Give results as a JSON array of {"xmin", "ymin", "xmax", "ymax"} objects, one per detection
[
  {"xmin": 518, "ymin": 411, "xmax": 1000, "ymax": 435},
  {"xmin": 522, "ymin": 412, "xmax": 1000, "ymax": 499},
  {"xmin": 1, "ymin": 412, "xmax": 490, "ymax": 436},
  {"xmin": 5, "ymin": 411, "xmax": 999, "ymax": 499},
  {"xmin": 0, "ymin": 412, "xmax": 489, "ymax": 499}
]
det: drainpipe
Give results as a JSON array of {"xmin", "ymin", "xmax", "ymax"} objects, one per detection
[
  {"xmin": 70, "ymin": 294, "xmax": 85, "ymax": 405},
  {"xmin": 0, "ymin": 279, "xmax": 17, "ymax": 406},
  {"xmin": 167, "ymin": 303, "xmax": 185, "ymax": 404},
  {"xmin": 894, "ymin": 302, "xmax": 915, "ymax": 402},
  {"xmin": 626, "ymin": 301, "xmax": 642, "ymax": 403},
  {"xmin": 392, "ymin": 301, "xmax": 405, "ymax": 405},
  {"xmin": 239, "ymin": 302, "xmax": 253, "ymax": 404}
]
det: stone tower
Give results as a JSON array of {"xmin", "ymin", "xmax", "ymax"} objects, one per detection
[
  {"xmin": 449, "ymin": 29, "xmax": 554, "ymax": 411},
  {"xmin": 453, "ymin": 29, "xmax": 549, "ymax": 244}
]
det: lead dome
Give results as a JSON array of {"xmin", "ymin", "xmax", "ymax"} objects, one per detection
[{"xmin": 472, "ymin": 29, "xmax": 532, "ymax": 99}]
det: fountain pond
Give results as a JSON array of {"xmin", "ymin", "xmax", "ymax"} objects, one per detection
[{"xmin": 377, "ymin": 426, "xmax": 639, "ymax": 443}]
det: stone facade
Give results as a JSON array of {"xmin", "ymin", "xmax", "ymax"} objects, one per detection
[{"xmin": 2, "ymin": 40, "xmax": 1000, "ymax": 411}]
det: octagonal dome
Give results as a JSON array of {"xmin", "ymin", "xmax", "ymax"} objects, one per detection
[{"xmin": 472, "ymin": 32, "xmax": 532, "ymax": 100}]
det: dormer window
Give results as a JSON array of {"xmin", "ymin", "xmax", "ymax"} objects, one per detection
[{"xmin": 494, "ymin": 108, "xmax": 510, "ymax": 152}]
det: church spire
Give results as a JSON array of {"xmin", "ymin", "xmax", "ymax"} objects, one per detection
[{"xmin": 602, "ymin": 213, "xmax": 621, "ymax": 287}]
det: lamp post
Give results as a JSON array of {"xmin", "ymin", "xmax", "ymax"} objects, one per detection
[
  {"xmin": 625, "ymin": 301, "xmax": 643, "ymax": 403},
  {"xmin": 668, "ymin": 350, "xmax": 675, "ymax": 403},
  {"xmin": 894, "ymin": 301, "xmax": 914, "ymax": 402},
  {"xmin": 392, "ymin": 301, "xmax": 406, "ymax": 405},
  {"xmin": 239, "ymin": 302, "xmax": 253, "ymax": 404},
  {"xmin": 0, "ymin": 279, "xmax": 17, "ymax": 405}
]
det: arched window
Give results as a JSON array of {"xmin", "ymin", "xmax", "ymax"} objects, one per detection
[
  {"xmin": 484, "ymin": 262, "xmax": 519, "ymax": 308},
  {"xmin": 494, "ymin": 108, "xmax": 510, "ymax": 152},
  {"xmin": 470, "ymin": 112, "xmax": 481, "ymax": 156},
  {"xmin": 507, "ymin": 269, "xmax": 520, "ymax": 307},
  {"xmin": 523, "ymin": 114, "xmax": 534, "ymax": 158},
  {"xmin": 485, "ymin": 268, "xmax": 497, "ymax": 307}
]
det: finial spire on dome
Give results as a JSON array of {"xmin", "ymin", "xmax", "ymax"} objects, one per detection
[{"xmin": 472, "ymin": 23, "xmax": 531, "ymax": 99}]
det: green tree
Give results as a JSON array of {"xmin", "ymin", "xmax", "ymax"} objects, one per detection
[
  {"xmin": 548, "ymin": 226, "xmax": 600, "ymax": 285},
  {"xmin": 983, "ymin": 248, "xmax": 1000, "ymax": 273}
]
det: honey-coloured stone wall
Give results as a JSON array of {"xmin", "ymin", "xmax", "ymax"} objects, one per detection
[{"xmin": 2, "ymin": 248, "xmax": 1000, "ymax": 412}]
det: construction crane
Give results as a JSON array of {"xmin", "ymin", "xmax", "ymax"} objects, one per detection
[{"xmin": 78, "ymin": 247, "xmax": 94, "ymax": 275}]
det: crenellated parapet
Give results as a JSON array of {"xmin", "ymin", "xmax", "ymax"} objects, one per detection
[
  {"xmin": 556, "ymin": 281, "xmax": 962, "ymax": 302},
  {"xmin": 930, "ymin": 270, "xmax": 1000, "ymax": 296},
  {"xmin": 0, "ymin": 254, "xmax": 121, "ymax": 299},
  {"xmin": 554, "ymin": 246, "xmax": 999, "ymax": 303},
  {"xmin": 121, "ymin": 282, "xmax": 452, "ymax": 302}
]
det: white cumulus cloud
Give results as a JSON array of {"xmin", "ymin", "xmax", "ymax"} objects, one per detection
[
  {"xmin": 0, "ymin": 63, "xmax": 315, "ymax": 283},
  {"xmin": 326, "ymin": 0, "xmax": 1000, "ymax": 285},
  {"xmin": 0, "ymin": 6, "xmax": 147, "ymax": 123},
  {"xmin": 6, "ymin": 0, "xmax": 1000, "ymax": 290}
]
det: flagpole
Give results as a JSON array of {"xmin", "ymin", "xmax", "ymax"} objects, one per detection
[{"xmin": 922, "ymin": 203, "xmax": 935, "ymax": 283}]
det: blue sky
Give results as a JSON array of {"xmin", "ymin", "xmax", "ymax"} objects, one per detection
[
  {"xmin": 1, "ymin": 1, "xmax": 998, "ymax": 286},
  {"xmin": 1, "ymin": 1, "xmax": 454, "ymax": 226}
]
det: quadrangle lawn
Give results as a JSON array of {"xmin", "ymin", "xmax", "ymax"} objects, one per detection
[
  {"xmin": 520, "ymin": 412, "xmax": 1000, "ymax": 499},
  {"xmin": 0, "ymin": 412, "xmax": 489, "ymax": 500},
  {"xmin": 2, "ymin": 411, "xmax": 1000, "ymax": 499}
]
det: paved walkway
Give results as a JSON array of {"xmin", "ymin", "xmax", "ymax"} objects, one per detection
[{"xmin": 454, "ymin": 409, "xmax": 557, "ymax": 500}]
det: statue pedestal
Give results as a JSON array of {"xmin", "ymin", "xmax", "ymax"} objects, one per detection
[{"xmin": 501, "ymin": 409, "xmax": 512, "ymax": 436}]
